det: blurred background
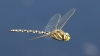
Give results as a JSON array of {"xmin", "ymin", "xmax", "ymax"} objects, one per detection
[{"xmin": 0, "ymin": 0, "xmax": 100, "ymax": 56}]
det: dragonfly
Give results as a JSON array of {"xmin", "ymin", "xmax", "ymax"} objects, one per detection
[{"xmin": 9, "ymin": 8, "xmax": 75, "ymax": 41}]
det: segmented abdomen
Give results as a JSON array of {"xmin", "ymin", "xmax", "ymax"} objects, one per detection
[{"xmin": 9, "ymin": 29, "xmax": 47, "ymax": 35}]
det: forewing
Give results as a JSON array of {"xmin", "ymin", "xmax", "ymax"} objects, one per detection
[
  {"xmin": 45, "ymin": 14, "xmax": 61, "ymax": 32},
  {"xmin": 57, "ymin": 8, "xmax": 75, "ymax": 29}
]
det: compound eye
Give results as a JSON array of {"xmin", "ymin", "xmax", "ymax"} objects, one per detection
[{"xmin": 64, "ymin": 33, "xmax": 68, "ymax": 39}]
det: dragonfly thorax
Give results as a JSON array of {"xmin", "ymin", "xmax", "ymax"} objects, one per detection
[{"xmin": 49, "ymin": 29, "xmax": 70, "ymax": 41}]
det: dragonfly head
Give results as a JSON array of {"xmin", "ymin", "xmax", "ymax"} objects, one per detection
[{"xmin": 64, "ymin": 33, "xmax": 70, "ymax": 41}]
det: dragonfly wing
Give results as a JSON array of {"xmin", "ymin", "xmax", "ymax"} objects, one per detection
[
  {"xmin": 57, "ymin": 8, "xmax": 75, "ymax": 29},
  {"xmin": 29, "ymin": 35, "xmax": 47, "ymax": 40},
  {"xmin": 45, "ymin": 14, "xmax": 61, "ymax": 32}
]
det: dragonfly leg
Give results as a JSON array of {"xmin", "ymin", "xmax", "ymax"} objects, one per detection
[{"xmin": 29, "ymin": 35, "xmax": 47, "ymax": 40}]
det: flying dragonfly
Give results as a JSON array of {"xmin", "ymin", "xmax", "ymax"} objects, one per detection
[{"xmin": 9, "ymin": 8, "xmax": 75, "ymax": 41}]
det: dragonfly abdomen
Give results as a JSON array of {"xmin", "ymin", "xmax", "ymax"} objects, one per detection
[{"xmin": 9, "ymin": 29, "xmax": 47, "ymax": 35}]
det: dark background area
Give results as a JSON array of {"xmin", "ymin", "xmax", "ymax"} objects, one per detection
[{"xmin": 0, "ymin": 0, "xmax": 100, "ymax": 56}]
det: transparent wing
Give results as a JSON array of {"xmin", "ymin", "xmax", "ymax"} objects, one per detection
[
  {"xmin": 29, "ymin": 35, "xmax": 47, "ymax": 40},
  {"xmin": 57, "ymin": 8, "xmax": 75, "ymax": 29},
  {"xmin": 45, "ymin": 14, "xmax": 61, "ymax": 32}
]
